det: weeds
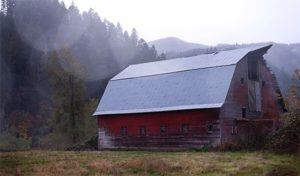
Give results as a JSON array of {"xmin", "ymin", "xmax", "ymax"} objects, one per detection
[{"xmin": 0, "ymin": 151, "xmax": 298, "ymax": 176}]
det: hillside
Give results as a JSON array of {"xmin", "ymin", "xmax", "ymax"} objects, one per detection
[
  {"xmin": 150, "ymin": 38, "xmax": 300, "ymax": 95},
  {"xmin": 148, "ymin": 37, "xmax": 207, "ymax": 54}
]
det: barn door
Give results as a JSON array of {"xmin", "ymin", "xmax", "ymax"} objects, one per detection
[
  {"xmin": 248, "ymin": 80, "xmax": 261, "ymax": 112},
  {"xmin": 248, "ymin": 80, "xmax": 256, "ymax": 111},
  {"xmin": 255, "ymin": 81, "xmax": 262, "ymax": 111}
]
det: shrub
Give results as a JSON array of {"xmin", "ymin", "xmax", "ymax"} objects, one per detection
[
  {"xmin": 267, "ymin": 110, "xmax": 300, "ymax": 153},
  {"xmin": 40, "ymin": 132, "xmax": 73, "ymax": 150},
  {"xmin": 66, "ymin": 136, "xmax": 98, "ymax": 151},
  {"xmin": 0, "ymin": 133, "xmax": 31, "ymax": 151}
]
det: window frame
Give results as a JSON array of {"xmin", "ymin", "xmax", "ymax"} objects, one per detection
[
  {"xmin": 139, "ymin": 126, "xmax": 146, "ymax": 137},
  {"xmin": 160, "ymin": 125, "xmax": 167, "ymax": 135},
  {"xmin": 120, "ymin": 126, "xmax": 127, "ymax": 136},
  {"xmin": 206, "ymin": 123, "xmax": 213, "ymax": 134},
  {"xmin": 181, "ymin": 124, "xmax": 189, "ymax": 134}
]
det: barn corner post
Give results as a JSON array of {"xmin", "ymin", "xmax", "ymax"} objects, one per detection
[
  {"xmin": 98, "ymin": 116, "xmax": 117, "ymax": 150},
  {"xmin": 97, "ymin": 116, "xmax": 106, "ymax": 150},
  {"xmin": 97, "ymin": 124, "xmax": 102, "ymax": 150}
]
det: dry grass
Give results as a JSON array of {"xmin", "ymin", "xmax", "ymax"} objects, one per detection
[{"xmin": 0, "ymin": 151, "xmax": 299, "ymax": 176}]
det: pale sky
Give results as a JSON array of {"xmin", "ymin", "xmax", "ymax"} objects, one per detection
[{"xmin": 62, "ymin": 0, "xmax": 300, "ymax": 45}]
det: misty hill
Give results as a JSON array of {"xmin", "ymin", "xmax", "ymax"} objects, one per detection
[
  {"xmin": 148, "ymin": 37, "xmax": 207, "ymax": 54},
  {"xmin": 151, "ymin": 37, "xmax": 300, "ymax": 95}
]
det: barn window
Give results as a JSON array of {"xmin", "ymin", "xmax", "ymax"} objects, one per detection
[
  {"xmin": 248, "ymin": 57, "xmax": 259, "ymax": 81},
  {"xmin": 242, "ymin": 107, "xmax": 246, "ymax": 118},
  {"xmin": 240, "ymin": 78, "xmax": 244, "ymax": 84},
  {"xmin": 207, "ymin": 124, "xmax": 213, "ymax": 134},
  {"xmin": 181, "ymin": 124, "xmax": 189, "ymax": 133},
  {"xmin": 140, "ymin": 126, "xmax": 146, "ymax": 136},
  {"xmin": 160, "ymin": 125, "xmax": 166, "ymax": 134},
  {"xmin": 120, "ymin": 126, "xmax": 127, "ymax": 136}
]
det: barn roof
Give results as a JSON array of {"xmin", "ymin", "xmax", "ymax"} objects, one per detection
[
  {"xmin": 94, "ymin": 44, "xmax": 271, "ymax": 115},
  {"xmin": 112, "ymin": 45, "xmax": 271, "ymax": 80}
]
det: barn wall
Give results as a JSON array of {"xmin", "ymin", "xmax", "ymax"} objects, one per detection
[
  {"xmin": 220, "ymin": 52, "xmax": 281, "ymax": 145},
  {"xmin": 97, "ymin": 109, "xmax": 220, "ymax": 150},
  {"xmin": 260, "ymin": 60, "xmax": 282, "ymax": 117}
]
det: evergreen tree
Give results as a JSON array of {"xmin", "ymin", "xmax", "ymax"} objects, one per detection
[
  {"xmin": 159, "ymin": 53, "xmax": 167, "ymax": 60},
  {"xmin": 150, "ymin": 45, "xmax": 158, "ymax": 59},
  {"xmin": 116, "ymin": 22, "xmax": 124, "ymax": 40},
  {"xmin": 130, "ymin": 28, "xmax": 138, "ymax": 47},
  {"xmin": 124, "ymin": 30, "xmax": 131, "ymax": 43}
]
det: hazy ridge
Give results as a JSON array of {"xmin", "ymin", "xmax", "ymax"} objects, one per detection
[{"xmin": 148, "ymin": 37, "xmax": 207, "ymax": 54}]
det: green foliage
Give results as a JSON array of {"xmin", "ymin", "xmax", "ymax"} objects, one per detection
[
  {"xmin": 267, "ymin": 111, "xmax": 300, "ymax": 153},
  {"xmin": 82, "ymin": 99, "xmax": 98, "ymax": 140},
  {"xmin": 267, "ymin": 69, "xmax": 300, "ymax": 153},
  {"xmin": 0, "ymin": 133, "xmax": 30, "ymax": 151},
  {"xmin": 67, "ymin": 136, "xmax": 98, "ymax": 151},
  {"xmin": 42, "ymin": 49, "xmax": 99, "ymax": 149},
  {"xmin": 189, "ymin": 145, "xmax": 210, "ymax": 152},
  {"xmin": 48, "ymin": 48, "xmax": 87, "ymax": 145},
  {"xmin": 286, "ymin": 69, "xmax": 300, "ymax": 110},
  {"xmin": 40, "ymin": 132, "xmax": 73, "ymax": 150}
]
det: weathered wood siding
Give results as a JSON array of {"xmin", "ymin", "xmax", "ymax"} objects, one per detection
[
  {"xmin": 97, "ymin": 109, "xmax": 220, "ymax": 150},
  {"xmin": 219, "ymin": 52, "xmax": 282, "ymax": 144}
]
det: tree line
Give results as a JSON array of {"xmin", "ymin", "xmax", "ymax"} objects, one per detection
[{"xmin": 0, "ymin": 0, "xmax": 163, "ymax": 150}]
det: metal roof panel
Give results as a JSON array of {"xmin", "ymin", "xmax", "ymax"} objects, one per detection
[
  {"xmin": 94, "ymin": 65, "xmax": 235, "ymax": 115},
  {"xmin": 112, "ymin": 44, "xmax": 271, "ymax": 80}
]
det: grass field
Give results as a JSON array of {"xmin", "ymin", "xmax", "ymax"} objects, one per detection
[{"xmin": 0, "ymin": 151, "xmax": 299, "ymax": 176}]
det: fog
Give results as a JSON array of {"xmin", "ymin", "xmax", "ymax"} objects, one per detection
[{"xmin": 62, "ymin": 0, "xmax": 300, "ymax": 45}]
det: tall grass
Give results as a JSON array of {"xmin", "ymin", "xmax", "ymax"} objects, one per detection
[{"xmin": 0, "ymin": 151, "xmax": 298, "ymax": 176}]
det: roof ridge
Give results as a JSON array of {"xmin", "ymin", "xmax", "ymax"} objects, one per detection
[
  {"xmin": 127, "ymin": 44, "xmax": 270, "ymax": 67},
  {"xmin": 111, "ymin": 44, "xmax": 272, "ymax": 81}
]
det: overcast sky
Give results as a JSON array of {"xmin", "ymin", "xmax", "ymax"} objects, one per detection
[{"xmin": 62, "ymin": 0, "xmax": 300, "ymax": 45}]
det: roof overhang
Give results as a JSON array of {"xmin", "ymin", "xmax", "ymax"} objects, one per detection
[{"xmin": 93, "ymin": 103, "xmax": 223, "ymax": 116}]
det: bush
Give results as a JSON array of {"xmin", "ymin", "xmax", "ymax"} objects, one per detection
[
  {"xmin": 40, "ymin": 132, "xmax": 73, "ymax": 150},
  {"xmin": 267, "ymin": 111, "xmax": 300, "ymax": 153},
  {"xmin": 0, "ymin": 133, "xmax": 31, "ymax": 151},
  {"xmin": 220, "ymin": 142, "xmax": 244, "ymax": 151},
  {"xmin": 66, "ymin": 136, "xmax": 98, "ymax": 151}
]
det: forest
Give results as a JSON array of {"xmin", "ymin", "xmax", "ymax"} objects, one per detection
[{"xmin": 0, "ymin": 0, "xmax": 163, "ymax": 150}]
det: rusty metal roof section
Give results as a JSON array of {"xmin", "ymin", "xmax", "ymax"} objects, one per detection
[{"xmin": 94, "ymin": 44, "xmax": 272, "ymax": 115}]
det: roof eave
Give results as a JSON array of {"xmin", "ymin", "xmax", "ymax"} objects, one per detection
[{"xmin": 93, "ymin": 103, "xmax": 223, "ymax": 116}]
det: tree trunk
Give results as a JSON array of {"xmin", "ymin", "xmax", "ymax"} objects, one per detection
[{"xmin": 69, "ymin": 75, "xmax": 76, "ymax": 143}]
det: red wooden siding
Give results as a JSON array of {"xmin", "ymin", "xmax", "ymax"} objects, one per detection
[{"xmin": 98, "ymin": 109, "xmax": 220, "ymax": 149}]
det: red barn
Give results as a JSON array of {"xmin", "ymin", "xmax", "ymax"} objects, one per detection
[{"xmin": 93, "ymin": 44, "xmax": 285, "ymax": 150}]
